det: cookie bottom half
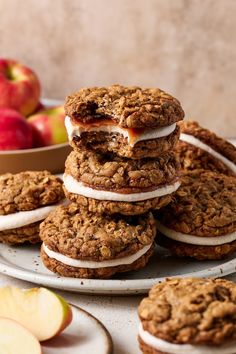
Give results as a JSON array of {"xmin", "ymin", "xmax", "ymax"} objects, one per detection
[
  {"xmin": 138, "ymin": 336, "xmax": 166, "ymax": 354},
  {"xmin": 0, "ymin": 221, "xmax": 41, "ymax": 245},
  {"xmin": 41, "ymin": 244, "xmax": 154, "ymax": 279},
  {"xmin": 64, "ymin": 192, "xmax": 172, "ymax": 216},
  {"xmin": 157, "ymin": 234, "xmax": 236, "ymax": 260}
]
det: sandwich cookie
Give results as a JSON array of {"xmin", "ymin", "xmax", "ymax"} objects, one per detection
[
  {"xmin": 177, "ymin": 120, "xmax": 236, "ymax": 176},
  {"xmin": 138, "ymin": 277, "xmax": 236, "ymax": 354},
  {"xmin": 63, "ymin": 149, "xmax": 181, "ymax": 215},
  {"xmin": 65, "ymin": 84, "xmax": 184, "ymax": 159},
  {"xmin": 40, "ymin": 203, "xmax": 156, "ymax": 279},
  {"xmin": 155, "ymin": 170, "xmax": 236, "ymax": 260},
  {"xmin": 0, "ymin": 171, "xmax": 64, "ymax": 245}
]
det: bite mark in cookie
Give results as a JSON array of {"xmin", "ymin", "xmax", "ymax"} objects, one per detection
[
  {"xmin": 65, "ymin": 85, "xmax": 184, "ymax": 129},
  {"xmin": 65, "ymin": 85, "xmax": 184, "ymax": 159}
]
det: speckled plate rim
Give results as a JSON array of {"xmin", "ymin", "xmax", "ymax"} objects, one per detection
[
  {"xmin": 41, "ymin": 303, "xmax": 113, "ymax": 354},
  {"xmin": 0, "ymin": 251, "xmax": 235, "ymax": 295}
]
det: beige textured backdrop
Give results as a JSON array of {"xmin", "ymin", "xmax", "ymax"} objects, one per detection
[{"xmin": 1, "ymin": 0, "xmax": 236, "ymax": 136}]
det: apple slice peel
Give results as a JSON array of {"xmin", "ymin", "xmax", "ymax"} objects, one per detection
[{"xmin": 0, "ymin": 287, "xmax": 72, "ymax": 342}]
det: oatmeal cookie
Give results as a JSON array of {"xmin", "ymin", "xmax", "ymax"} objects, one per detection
[
  {"xmin": 65, "ymin": 85, "xmax": 184, "ymax": 128},
  {"xmin": 0, "ymin": 222, "xmax": 40, "ymax": 245},
  {"xmin": 65, "ymin": 149, "xmax": 179, "ymax": 193},
  {"xmin": 138, "ymin": 278, "xmax": 236, "ymax": 353},
  {"xmin": 40, "ymin": 203, "xmax": 156, "ymax": 278},
  {"xmin": 65, "ymin": 85, "xmax": 184, "ymax": 159},
  {"xmin": 63, "ymin": 149, "xmax": 180, "ymax": 215},
  {"xmin": 64, "ymin": 191, "xmax": 172, "ymax": 216},
  {"xmin": 177, "ymin": 120, "xmax": 236, "ymax": 176},
  {"xmin": 0, "ymin": 171, "xmax": 64, "ymax": 215},
  {"xmin": 0, "ymin": 171, "xmax": 65, "ymax": 245},
  {"xmin": 155, "ymin": 170, "xmax": 236, "ymax": 260}
]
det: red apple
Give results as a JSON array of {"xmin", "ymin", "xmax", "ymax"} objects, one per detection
[
  {"xmin": 0, "ymin": 108, "xmax": 33, "ymax": 150},
  {"xmin": 0, "ymin": 59, "xmax": 41, "ymax": 116},
  {"xmin": 28, "ymin": 106, "xmax": 67, "ymax": 147},
  {"xmin": 31, "ymin": 101, "xmax": 45, "ymax": 114}
]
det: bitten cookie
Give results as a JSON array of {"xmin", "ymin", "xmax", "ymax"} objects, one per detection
[
  {"xmin": 138, "ymin": 277, "xmax": 236, "ymax": 354},
  {"xmin": 40, "ymin": 203, "xmax": 156, "ymax": 279},
  {"xmin": 177, "ymin": 120, "xmax": 236, "ymax": 176},
  {"xmin": 65, "ymin": 84, "xmax": 184, "ymax": 159},
  {"xmin": 155, "ymin": 170, "xmax": 236, "ymax": 260},
  {"xmin": 0, "ymin": 171, "xmax": 64, "ymax": 245},
  {"xmin": 63, "ymin": 149, "xmax": 180, "ymax": 215}
]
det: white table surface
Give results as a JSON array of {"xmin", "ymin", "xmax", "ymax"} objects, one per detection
[{"xmin": 0, "ymin": 272, "xmax": 236, "ymax": 354}]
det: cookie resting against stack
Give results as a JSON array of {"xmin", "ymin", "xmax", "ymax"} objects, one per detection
[
  {"xmin": 155, "ymin": 169, "xmax": 236, "ymax": 260},
  {"xmin": 177, "ymin": 120, "xmax": 236, "ymax": 176},
  {"xmin": 0, "ymin": 171, "xmax": 64, "ymax": 245},
  {"xmin": 40, "ymin": 84, "xmax": 185, "ymax": 278},
  {"xmin": 138, "ymin": 277, "xmax": 236, "ymax": 354}
]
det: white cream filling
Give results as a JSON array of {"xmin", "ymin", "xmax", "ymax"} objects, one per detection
[
  {"xmin": 180, "ymin": 133, "xmax": 236, "ymax": 174},
  {"xmin": 139, "ymin": 324, "xmax": 236, "ymax": 354},
  {"xmin": 63, "ymin": 174, "xmax": 181, "ymax": 202},
  {"xmin": 0, "ymin": 201, "xmax": 65, "ymax": 231},
  {"xmin": 156, "ymin": 221, "xmax": 236, "ymax": 246},
  {"xmin": 43, "ymin": 243, "xmax": 152, "ymax": 268},
  {"xmin": 65, "ymin": 116, "xmax": 176, "ymax": 147}
]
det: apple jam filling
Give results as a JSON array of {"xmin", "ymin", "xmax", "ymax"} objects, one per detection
[
  {"xmin": 63, "ymin": 174, "xmax": 181, "ymax": 202},
  {"xmin": 65, "ymin": 116, "xmax": 176, "ymax": 147}
]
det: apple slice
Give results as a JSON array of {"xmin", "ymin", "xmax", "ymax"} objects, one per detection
[
  {"xmin": 0, "ymin": 287, "xmax": 72, "ymax": 341},
  {"xmin": 0, "ymin": 317, "xmax": 42, "ymax": 354}
]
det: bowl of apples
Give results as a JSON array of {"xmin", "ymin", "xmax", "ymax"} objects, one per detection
[{"xmin": 0, "ymin": 59, "xmax": 71, "ymax": 174}]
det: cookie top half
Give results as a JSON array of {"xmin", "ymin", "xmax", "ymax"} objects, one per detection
[
  {"xmin": 138, "ymin": 277, "xmax": 236, "ymax": 345},
  {"xmin": 65, "ymin": 84, "xmax": 184, "ymax": 128},
  {"xmin": 178, "ymin": 120, "xmax": 236, "ymax": 175},
  {"xmin": 180, "ymin": 121, "xmax": 236, "ymax": 163},
  {"xmin": 40, "ymin": 204, "xmax": 156, "ymax": 261},
  {"xmin": 157, "ymin": 170, "xmax": 236, "ymax": 237},
  {"xmin": 0, "ymin": 171, "xmax": 64, "ymax": 215}
]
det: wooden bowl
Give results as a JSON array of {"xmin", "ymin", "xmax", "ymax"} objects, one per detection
[
  {"xmin": 0, "ymin": 98, "xmax": 71, "ymax": 174},
  {"xmin": 0, "ymin": 143, "xmax": 71, "ymax": 174}
]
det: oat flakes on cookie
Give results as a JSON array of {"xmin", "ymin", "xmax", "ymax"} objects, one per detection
[
  {"xmin": 155, "ymin": 169, "xmax": 236, "ymax": 260},
  {"xmin": 64, "ymin": 85, "xmax": 184, "ymax": 159},
  {"xmin": 40, "ymin": 203, "xmax": 156, "ymax": 279},
  {"xmin": 0, "ymin": 171, "xmax": 64, "ymax": 245},
  {"xmin": 63, "ymin": 149, "xmax": 180, "ymax": 215},
  {"xmin": 177, "ymin": 120, "xmax": 236, "ymax": 176},
  {"xmin": 138, "ymin": 277, "xmax": 236, "ymax": 354}
]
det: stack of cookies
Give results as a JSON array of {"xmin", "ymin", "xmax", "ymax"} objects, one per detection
[{"xmin": 40, "ymin": 85, "xmax": 185, "ymax": 278}]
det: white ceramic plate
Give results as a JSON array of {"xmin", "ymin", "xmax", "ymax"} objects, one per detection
[
  {"xmin": 0, "ymin": 243, "xmax": 235, "ymax": 294},
  {"xmin": 42, "ymin": 304, "xmax": 113, "ymax": 354}
]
